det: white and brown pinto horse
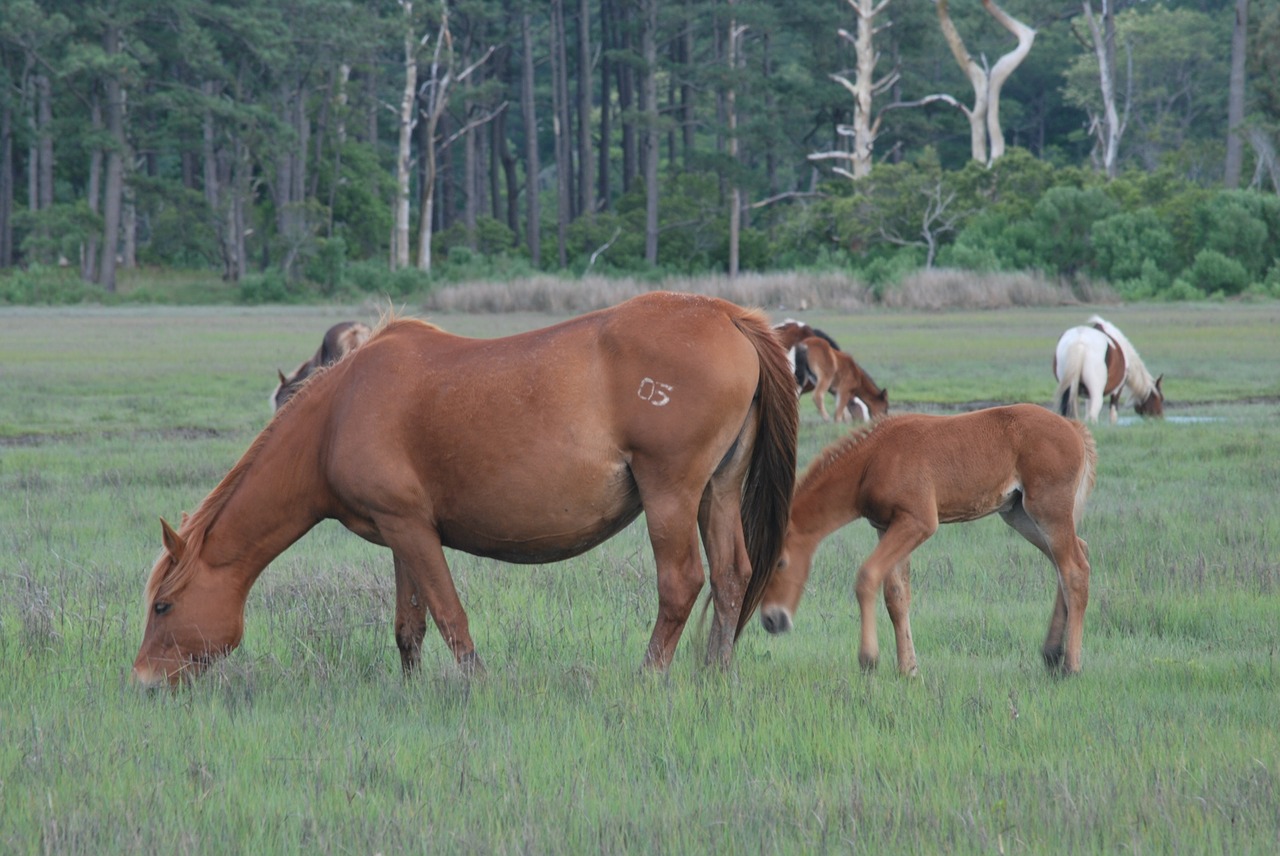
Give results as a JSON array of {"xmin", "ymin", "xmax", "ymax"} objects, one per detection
[
  {"xmin": 271, "ymin": 320, "xmax": 371, "ymax": 410},
  {"xmin": 134, "ymin": 293, "xmax": 799, "ymax": 686},
  {"xmin": 1054, "ymin": 315, "xmax": 1163, "ymax": 424},
  {"xmin": 758, "ymin": 405, "xmax": 1097, "ymax": 676}
]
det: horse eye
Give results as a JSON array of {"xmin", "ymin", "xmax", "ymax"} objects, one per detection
[{"xmin": 153, "ymin": 602, "xmax": 172, "ymax": 616}]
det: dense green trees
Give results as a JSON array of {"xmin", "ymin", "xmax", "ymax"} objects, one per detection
[{"xmin": 1, "ymin": 0, "xmax": 1277, "ymax": 302}]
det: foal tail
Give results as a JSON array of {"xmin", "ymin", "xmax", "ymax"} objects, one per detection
[
  {"xmin": 731, "ymin": 310, "xmax": 800, "ymax": 638},
  {"xmin": 1055, "ymin": 342, "xmax": 1086, "ymax": 419},
  {"xmin": 1071, "ymin": 421, "xmax": 1099, "ymax": 528}
]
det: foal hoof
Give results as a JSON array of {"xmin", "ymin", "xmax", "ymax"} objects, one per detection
[{"xmin": 760, "ymin": 607, "xmax": 793, "ymax": 635}]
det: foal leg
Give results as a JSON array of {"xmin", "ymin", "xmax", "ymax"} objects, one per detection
[
  {"xmin": 880, "ymin": 542, "xmax": 918, "ymax": 676},
  {"xmin": 1001, "ymin": 495, "xmax": 1091, "ymax": 674},
  {"xmin": 855, "ymin": 517, "xmax": 934, "ymax": 672}
]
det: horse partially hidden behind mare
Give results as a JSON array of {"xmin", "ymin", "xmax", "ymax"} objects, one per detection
[
  {"xmin": 758, "ymin": 404, "xmax": 1097, "ymax": 675},
  {"xmin": 1054, "ymin": 315, "xmax": 1163, "ymax": 424},
  {"xmin": 133, "ymin": 292, "xmax": 799, "ymax": 686},
  {"xmin": 771, "ymin": 319, "xmax": 888, "ymax": 422},
  {"xmin": 797, "ymin": 336, "xmax": 889, "ymax": 422},
  {"xmin": 271, "ymin": 320, "xmax": 371, "ymax": 410}
]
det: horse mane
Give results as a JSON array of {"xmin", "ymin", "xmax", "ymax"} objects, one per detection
[
  {"xmin": 146, "ymin": 314, "xmax": 448, "ymax": 608},
  {"xmin": 796, "ymin": 415, "xmax": 898, "ymax": 491},
  {"xmin": 144, "ymin": 423, "xmax": 280, "ymax": 608},
  {"xmin": 1088, "ymin": 315, "xmax": 1158, "ymax": 399}
]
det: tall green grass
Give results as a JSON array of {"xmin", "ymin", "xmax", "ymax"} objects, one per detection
[{"xmin": 2, "ymin": 302, "xmax": 1278, "ymax": 853}]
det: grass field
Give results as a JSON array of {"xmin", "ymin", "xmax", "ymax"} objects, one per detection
[{"xmin": 2, "ymin": 300, "xmax": 1279, "ymax": 853}]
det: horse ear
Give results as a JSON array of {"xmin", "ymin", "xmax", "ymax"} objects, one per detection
[
  {"xmin": 278, "ymin": 369, "xmax": 288, "ymax": 384},
  {"xmin": 160, "ymin": 517, "xmax": 187, "ymax": 562},
  {"xmin": 1155, "ymin": 374, "xmax": 1164, "ymax": 393}
]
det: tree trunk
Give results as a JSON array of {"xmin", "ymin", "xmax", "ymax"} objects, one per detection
[
  {"xmin": 36, "ymin": 73, "xmax": 53, "ymax": 212},
  {"xmin": 936, "ymin": 0, "xmax": 990, "ymax": 164},
  {"xmin": 1225, "ymin": 0, "xmax": 1249, "ymax": 188},
  {"xmin": 393, "ymin": 1, "xmax": 417, "ymax": 271},
  {"xmin": 83, "ymin": 95, "xmax": 102, "ymax": 283},
  {"xmin": 551, "ymin": 0, "xmax": 572, "ymax": 265},
  {"xmin": 577, "ymin": 0, "xmax": 594, "ymax": 219},
  {"xmin": 642, "ymin": 0, "xmax": 659, "ymax": 265},
  {"xmin": 521, "ymin": 10, "xmax": 542, "ymax": 266},
  {"xmin": 98, "ymin": 23, "xmax": 125, "ymax": 293},
  {"xmin": 1, "ymin": 102, "xmax": 14, "ymax": 267},
  {"xmin": 979, "ymin": 0, "xmax": 1035, "ymax": 164},
  {"xmin": 1083, "ymin": 0, "xmax": 1123, "ymax": 179},
  {"xmin": 598, "ymin": 0, "xmax": 613, "ymax": 209},
  {"xmin": 726, "ymin": 9, "xmax": 743, "ymax": 279},
  {"xmin": 618, "ymin": 2, "xmax": 638, "ymax": 194}
]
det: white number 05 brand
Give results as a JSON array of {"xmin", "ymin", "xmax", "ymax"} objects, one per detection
[{"xmin": 636, "ymin": 377, "xmax": 674, "ymax": 406}]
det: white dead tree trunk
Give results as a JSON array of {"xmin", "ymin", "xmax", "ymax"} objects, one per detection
[
  {"xmin": 809, "ymin": 0, "xmax": 897, "ymax": 181},
  {"xmin": 391, "ymin": 0, "xmax": 421, "ymax": 271},
  {"xmin": 935, "ymin": 0, "xmax": 1035, "ymax": 165},
  {"xmin": 1081, "ymin": 0, "xmax": 1126, "ymax": 179},
  {"xmin": 414, "ymin": 6, "xmax": 496, "ymax": 274}
]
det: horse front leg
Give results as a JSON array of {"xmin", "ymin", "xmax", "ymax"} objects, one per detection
[
  {"xmin": 855, "ymin": 518, "xmax": 934, "ymax": 672},
  {"xmin": 386, "ymin": 526, "xmax": 483, "ymax": 678}
]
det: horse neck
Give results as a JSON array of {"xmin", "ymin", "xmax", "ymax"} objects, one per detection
[
  {"xmin": 196, "ymin": 415, "xmax": 329, "ymax": 584},
  {"xmin": 792, "ymin": 445, "xmax": 870, "ymax": 542}
]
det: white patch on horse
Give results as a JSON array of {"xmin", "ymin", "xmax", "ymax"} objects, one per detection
[
  {"xmin": 851, "ymin": 396, "xmax": 871, "ymax": 422},
  {"xmin": 637, "ymin": 377, "xmax": 674, "ymax": 407}
]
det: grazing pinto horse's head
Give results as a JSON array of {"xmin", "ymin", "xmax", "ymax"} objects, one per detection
[
  {"xmin": 133, "ymin": 518, "xmax": 247, "ymax": 686},
  {"xmin": 1134, "ymin": 374, "xmax": 1165, "ymax": 418}
]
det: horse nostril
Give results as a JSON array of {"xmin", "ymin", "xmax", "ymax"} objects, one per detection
[{"xmin": 760, "ymin": 607, "xmax": 792, "ymax": 635}]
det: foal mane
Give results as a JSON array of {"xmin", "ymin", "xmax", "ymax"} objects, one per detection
[
  {"xmin": 796, "ymin": 415, "xmax": 897, "ymax": 491},
  {"xmin": 1088, "ymin": 315, "xmax": 1159, "ymax": 399}
]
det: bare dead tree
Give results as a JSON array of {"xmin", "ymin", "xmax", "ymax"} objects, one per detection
[{"xmin": 934, "ymin": 0, "xmax": 1036, "ymax": 165}]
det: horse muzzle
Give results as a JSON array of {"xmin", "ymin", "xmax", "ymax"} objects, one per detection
[{"xmin": 759, "ymin": 606, "xmax": 794, "ymax": 635}]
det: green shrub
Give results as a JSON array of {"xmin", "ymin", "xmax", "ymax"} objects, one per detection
[
  {"xmin": 238, "ymin": 270, "xmax": 308, "ymax": 304},
  {"xmin": 1186, "ymin": 249, "xmax": 1250, "ymax": 296},
  {"xmin": 1192, "ymin": 192, "xmax": 1272, "ymax": 279},
  {"xmin": 0, "ymin": 266, "xmax": 103, "ymax": 305},
  {"xmin": 1090, "ymin": 208, "xmax": 1176, "ymax": 283},
  {"xmin": 1028, "ymin": 186, "xmax": 1119, "ymax": 276}
]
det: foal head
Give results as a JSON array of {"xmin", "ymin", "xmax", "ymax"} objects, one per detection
[
  {"xmin": 132, "ymin": 518, "xmax": 248, "ymax": 687},
  {"xmin": 1134, "ymin": 374, "xmax": 1165, "ymax": 418},
  {"xmin": 757, "ymin": 525, "xmax": 820, "ymax": 635}
]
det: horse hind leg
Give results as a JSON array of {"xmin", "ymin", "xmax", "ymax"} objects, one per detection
[
  {"xmin": 878, "ymin": 535, "xmax": 918, "ymax": 676},
  {"xmin": 1000, "ymin": 493, "xmax": 1090, "ymax": 674}
]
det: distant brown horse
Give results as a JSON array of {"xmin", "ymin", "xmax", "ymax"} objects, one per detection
[
  {"xmin": 1054, "ymin": 315, "xmax": 1163, "ymax": 424},
  {"xmin": 758, "ymin": 405, "xmax": 1096, "ymax": 675},
  {"xmin": 133, "ymin": 292, "xmax": 798, "ymax": 686},
  {"xmin": 271, "ymin": 320, "xmax": 371, "ymax": 410},
  {"xmin": 771, "ymin": 318, "xmax": 839, "ymax": 394},
  {"xmin": 796, "ymin": 336, "xmax": 888, "ymax": 422}
]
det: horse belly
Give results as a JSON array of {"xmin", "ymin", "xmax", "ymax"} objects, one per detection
[{"xmin": 435, "ymin": 459, "xmax": 643, "ymax": 564}]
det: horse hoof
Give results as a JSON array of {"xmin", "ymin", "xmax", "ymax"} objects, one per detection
[{"xmin": 759, "ymin": 607, "xmax": 792, "ymax": 635}]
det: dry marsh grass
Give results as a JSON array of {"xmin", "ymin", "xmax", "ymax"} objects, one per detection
[{"xmin": 423, "ymin": 269, "xmax": 1114, "ymax": 314}]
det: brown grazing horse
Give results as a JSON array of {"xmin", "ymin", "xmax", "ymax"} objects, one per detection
[
  {"xmin": 271, "ymin": 320, "xmax": 371, "ymax": 410},
  {"xmin": 758, "ymin": 404, "xmax": 1096, "ymax": 675},
  {"xmin": 133, "ymin": 292, "xmax": 798, "ymax": 686},
  {"xmin": 796, "ymin": 336, "xmax": 889, "ymax": 422},
  {"xmin": 1053, "ymin": 315, "xmax": 1163, "ymax": 424}
]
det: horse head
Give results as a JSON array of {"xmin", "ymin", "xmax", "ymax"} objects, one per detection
[
  {"xmin": 132, "ymin": 517, "xmax": 248, "ymax": 687},
  {"xmin": 1135, "ymin": 374, "xmax": 1165, "ymax": 418}
]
